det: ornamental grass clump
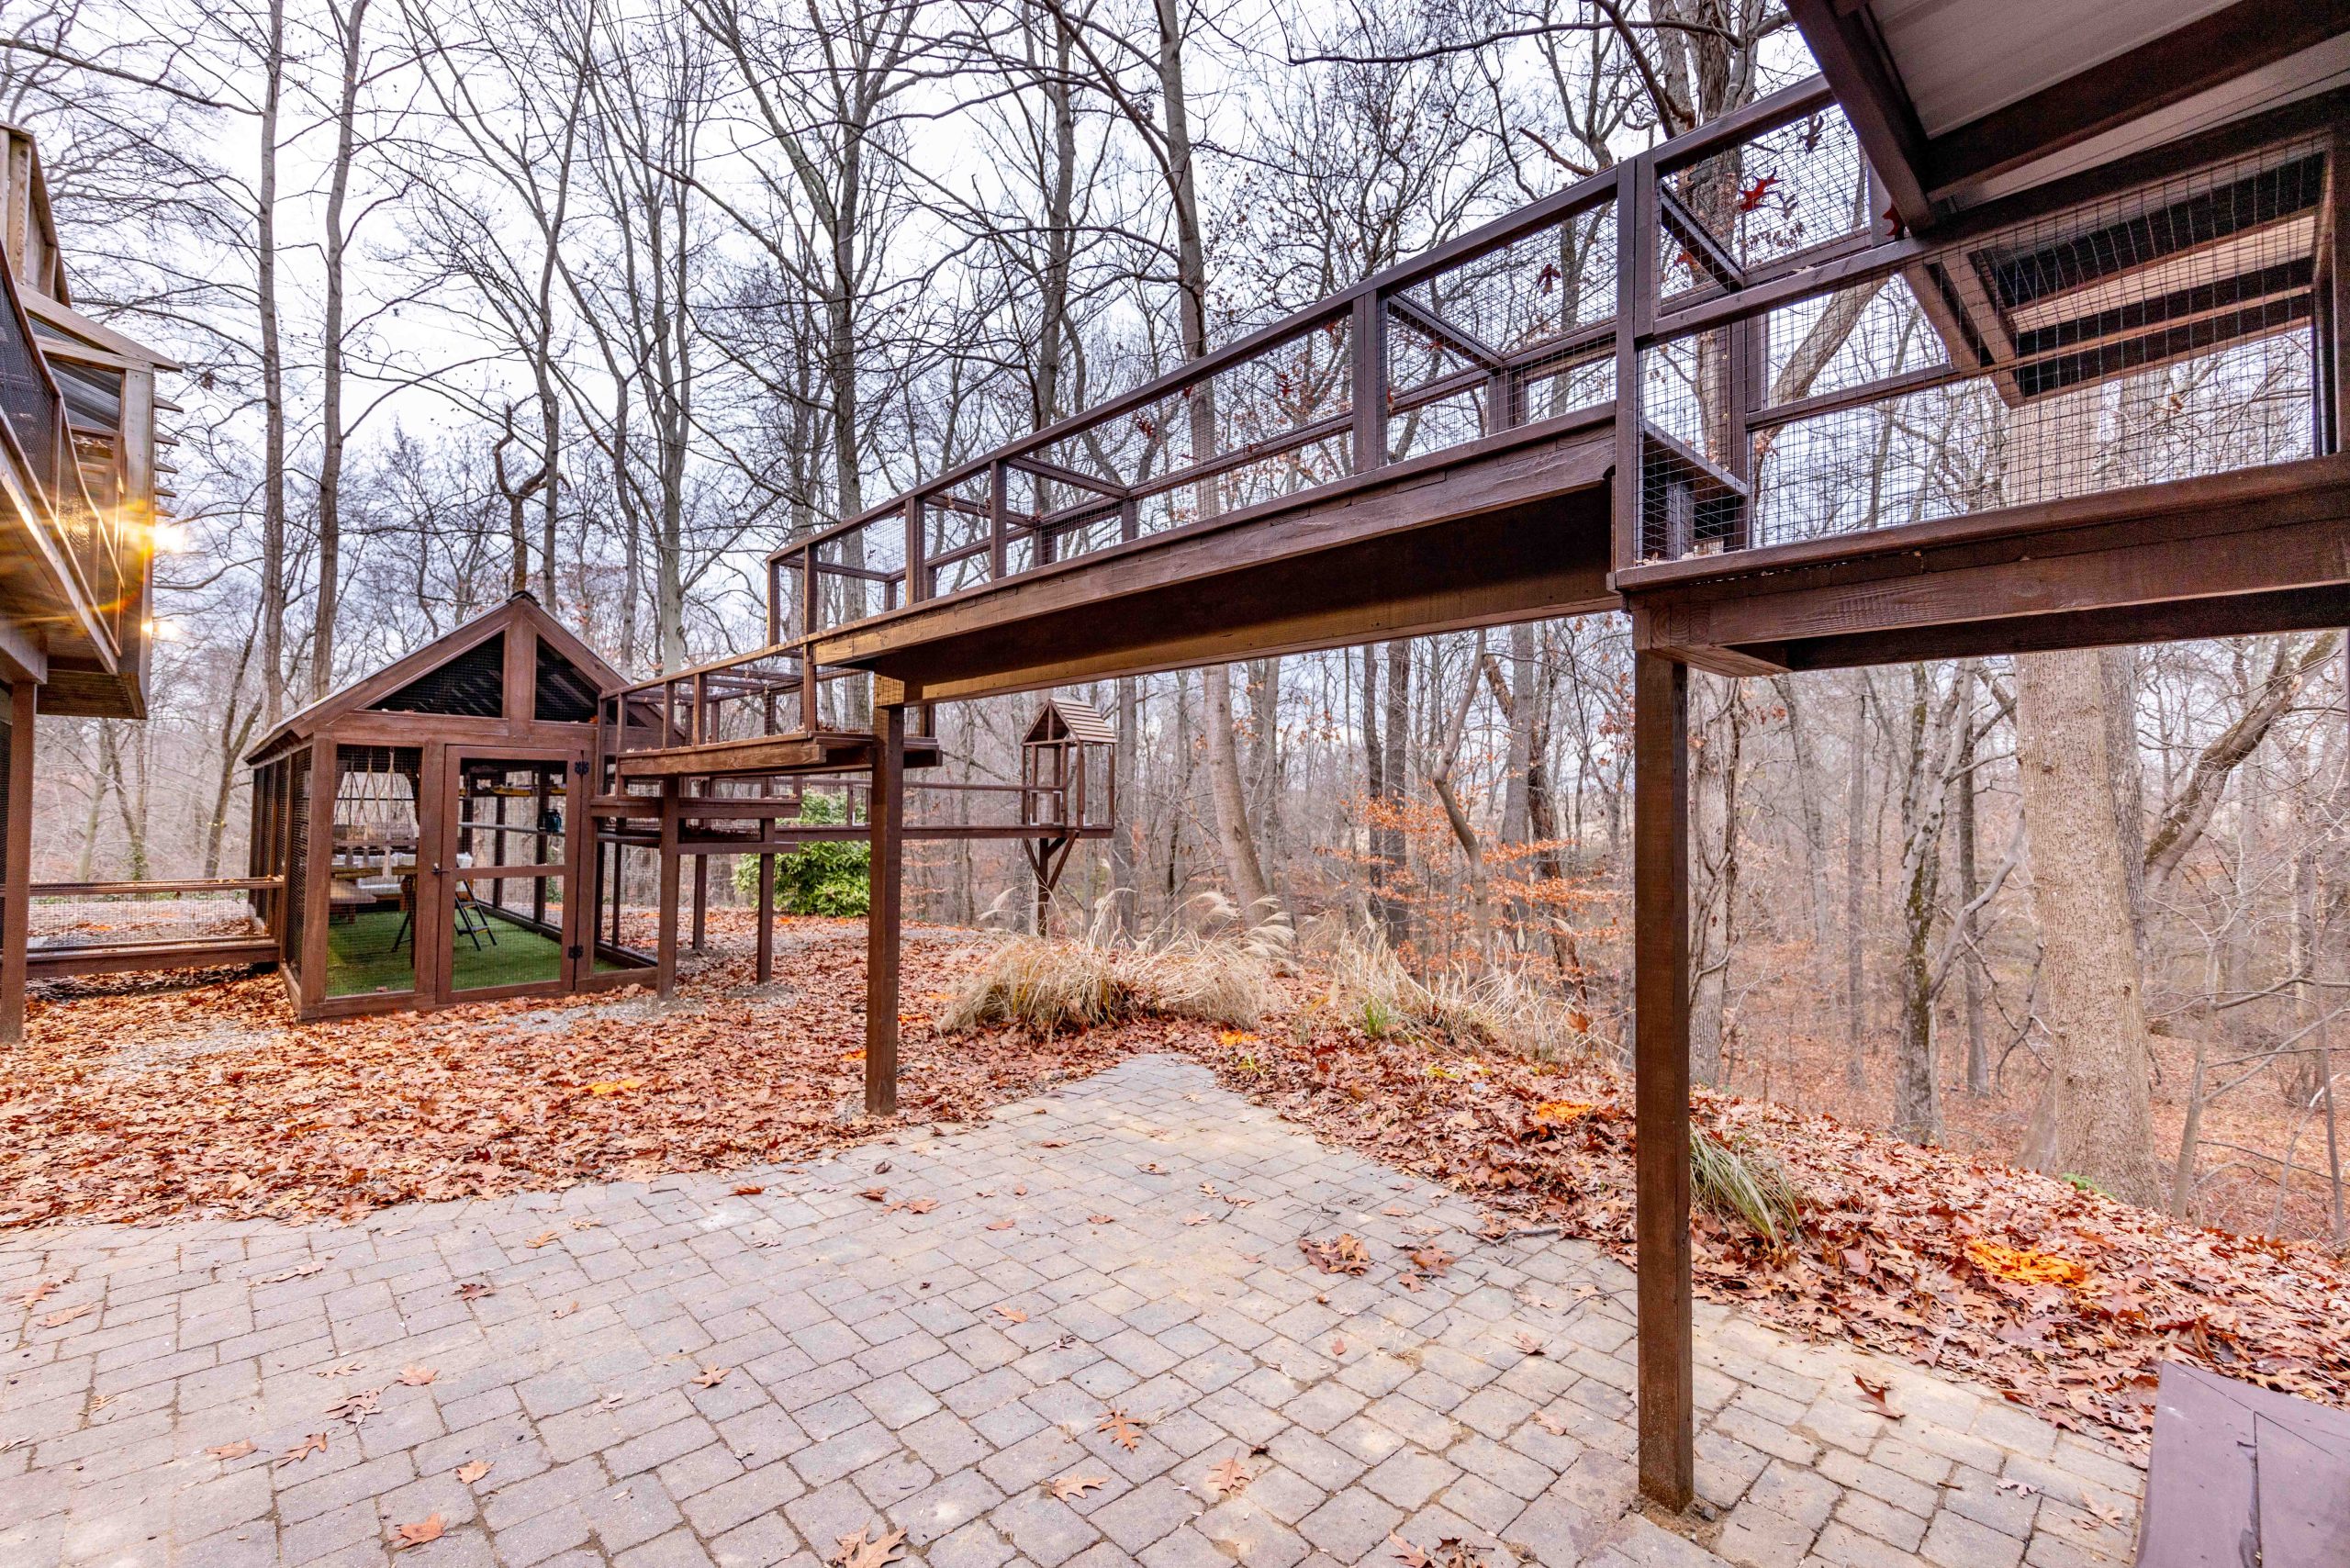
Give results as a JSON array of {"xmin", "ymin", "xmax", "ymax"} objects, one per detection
[
  {"xmin": 939, "ymin": 894, "xmax": 1288, "ymax": 1036},
  {"xmin": 1312, "ymin": 927, "xmax": 1598, "ymax": 1060},
  {"xmin": 1691, "ymin": 1125, "xmax": 1805, "ymax": 1249}
]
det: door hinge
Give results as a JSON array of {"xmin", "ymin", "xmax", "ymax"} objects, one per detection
[{"xmin": 567, "ymin": 944, "xmax": 584, "ymax": 960}]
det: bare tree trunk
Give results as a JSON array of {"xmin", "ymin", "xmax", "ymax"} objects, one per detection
[
  {"xmin": 313, "ymin": 0, "xmax": 374, "ymax": 701},
  {"xmin": 2014, "ymin": 648, "xmax": 2164, "ymax": 1206},
  {"xmin": 1954, "ymin": 666, "xmax": 1990, "ymax": 1096},
  {"xmin": 1772, "ymin": 675, "xmax": 1834, "ymax": 951},
  {"xmin": 1843, "ymin": 681, "xmax": 1869, "ymax": 1092},
  {"xmin": 1382, "ymin": 638, "xmax": 1411, "ymax": 948},
  {"xmin": 1892, "ymin": 665, "xmax": 1964, "ymax": 1144},
  {"xmin": 256, "ymin": 0, "xmax": 289, "ymax": 727},
  {"xmin": 1432, "ymin": 636, "xmax": 1490, "ymax": 959},
  {"xmin": 1203, "ymin": 665, "xmax": 1270, "ymax": 913}
]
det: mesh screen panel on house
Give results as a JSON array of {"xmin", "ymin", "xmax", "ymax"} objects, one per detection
[{"xmin": 371, "ymin": 633, "xmax": 506, "ymax": 717}]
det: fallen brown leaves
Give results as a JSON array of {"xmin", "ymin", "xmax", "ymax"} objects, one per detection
[
  {"xmin": 279, "ymin": 1432, "xmax": 329, "ymax": 1465},
  {"xmin": 1203, "ymin": 1454, "xmax": 1253, "ymax": 1497},
  {"xmin": 832, "ymin": 1525, "xmax": 906, "ymax": 1568},
  {"xmin": 1192, "ymin": 1013, "xmax": 2350, "ymax": 1451},
  {"xmin": 1097, "ymin": 1406, "xmax": 1148, "ymax": 1450},
  {"xmin": 393, "ymin": 1513, "xmax": 445, "ymax": 1550},
  {"xmin": 0, "ymin": 924, "xmax": 1140, "ymax": 1228},
  {"xmin": 1046, "ymin": 1473, "xmax": 1105, "ymax": 1501},
  {"xmin": 455, "ymin": 1459, "xmax": 492, "ymax": 1484},
  {"xmin": 1299, "ymin": 1233, "xmax": 1371, "ymax": 1275}
]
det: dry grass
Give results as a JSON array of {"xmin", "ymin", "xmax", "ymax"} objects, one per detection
[
  {"xmin": 1692, "ymin": 1125, "xmax": 1805, "ymax": 1249},
  {"xmin": 938, "ymin": 895, "xmax": 1290, "ymax": 1036},
  {"xmin": 1301, "ymin": 927, "xmax": 1600, "ymax": 1061}
]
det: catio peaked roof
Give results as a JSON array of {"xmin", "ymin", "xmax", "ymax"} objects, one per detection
[{"xmin": 245, "ymin": 593, "xmax": 622, "ymax": 765}]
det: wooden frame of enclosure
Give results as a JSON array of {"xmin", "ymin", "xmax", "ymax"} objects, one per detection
[
  {"xmin": 588, "ymin": 684, "xmax": 1116, "ymax": 997},
  {"xmin": 241, "ymin": 595, "xmax": 643, "ymax": 1021},
  {"xmin": 583, "ymin": 56, "xmax": 2350, "ymax": 1515}
]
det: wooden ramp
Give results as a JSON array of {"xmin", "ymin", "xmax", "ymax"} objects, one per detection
[{"xmin": 2135, "ymin": 1361, "xmax": 2350, "ymax": 1568}]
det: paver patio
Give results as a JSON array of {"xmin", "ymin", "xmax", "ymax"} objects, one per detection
[{"xmin": 0, "ymin": 1055, "xmax": 2143, "ymax": 1567}]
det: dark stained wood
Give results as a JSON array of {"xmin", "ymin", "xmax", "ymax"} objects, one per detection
[
  {"xmin": 0, "ymin": 680, "xmax": 32, "ymax": 1042},
  {"xmin": 1631, "ymin": 646, "xmax": 1693, "ymax": 1510},
  {"xmin": 2257, "ymin": 1416, "xmax": 2350, "ymax": 1568},
  {"xmin": 297, "ymin": 736, "xmax": 336, "ymax": 1013},
  {"xmin": 811, "ymin": 419, "xmax": 1616, "ymax": 693},
  {"xmin": 1614, "ymin": 161, "xmax": 1651, "ymax": 571},
  {"xmin": 1628, "ymin": 458, "xmax": 2350, "ymax": 668},
  {"xmin": 755, "ymin": 852, "xmax": 774, "ymax": 984},
  {"xmin": 655, "ymin": 778, "xmax": 679, "ymax": 1000},
  {"xmin": 1927, "ymin": 0, "xmax": 2350, "ymax": 200},
  {"xmin": 2135, "ymin": 1361, "xmax": 2350, "ymax": 1568},
  {"xmin": 32, "ymin": 878, "xmax": 282, "ymax": 896},
  {"xmin": 246, "ymin": 594, "xmax": 619, "ymax": 764},
  {"xmin": 865, "ymin": 704, "xmax": 904, "ymax": 1118},
  {"xmin": 26, "ymin": 935, "xmax": 279, "ymax": 980},
  {"xmin": 2136, "ymin": 1362, "xmax": 2258, "ymax": 1568},
  {"xmin": 614, "ymin": 733, "xmax": 944, "ymax": 780},
  {"xmin": 2333, "ymin": 129, "xmax": 2350, "ymax": 453},
  {"xmin": 851, "ymin": 489, "xmax": 1615, "ymax": 701},
  {"xmin": 1784, "ymin": 0, "xmax": 1934, "ymax": 230}
]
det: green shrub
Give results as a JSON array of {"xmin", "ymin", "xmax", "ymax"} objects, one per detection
[{"xmin": 729, "ymin": 794, "xmax": 870, "ymax": 916}]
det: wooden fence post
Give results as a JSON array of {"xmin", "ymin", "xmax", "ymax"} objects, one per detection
[{"xmin": 0, "ymin": 681, "xmax": 32, "ymax": 1043}]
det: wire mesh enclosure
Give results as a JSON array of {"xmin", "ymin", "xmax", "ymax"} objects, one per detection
[{"xmin": 1638, "ymin": 133, "xmax": 2332, "ymax": 563}]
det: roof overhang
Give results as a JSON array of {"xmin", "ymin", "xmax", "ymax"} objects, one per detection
[{"xmin": 1792, "ymin": 0, "xmax": 2350, "ymax": 229}]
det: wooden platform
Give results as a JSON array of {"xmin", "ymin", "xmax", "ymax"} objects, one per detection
[
  {"xmin": 2134, "ymin": 1361, "xmax": 2350, "ymax": 1568},
  {"xmin": 610, "ymin": 731, "xmax": 943, "ymax": 781}
]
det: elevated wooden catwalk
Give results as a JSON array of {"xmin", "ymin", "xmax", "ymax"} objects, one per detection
[{"xmin": 612, "ymin": 36, "xmax": 2350, "ymax": 1519}]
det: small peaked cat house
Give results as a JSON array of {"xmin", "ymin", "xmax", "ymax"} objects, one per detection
[
  {"xmin": 244, "ymin": 595, "xmax": 645, "ymax": 1019},
  {"xmin": 1019, "ymin": 697, "xmax": 1116, "ymax": 928}
]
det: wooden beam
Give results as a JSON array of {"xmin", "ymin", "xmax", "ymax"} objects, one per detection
[
  {"xmin": 0, "ymin": 681, "xmax": 31, "ymax": 1042},
  {"xmin": 1926, "ymin": 0, "xmax": 2350, "ymax": 200},
  {"xmin": 1785, "ymin": 0, "xmax": 1934, "ymax": 230},
  {"xmin": 851, "ymin": 487, "xmax": 1615, "ymax": 702},
  {"xmin": 1632, "ymin": 645, "xmax": 1693, "ymax": 1512},
  {"xmin": 865, "ymin": 704, "xmax": 904, "ymax": 1118},
  {"xmin": 25, "ymin": 935, "xmax": 279, "ymax": 980}
]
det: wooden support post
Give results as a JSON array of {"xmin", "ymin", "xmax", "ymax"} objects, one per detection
[
  {"xmin": 989, "ymin": 460, "xmax": 1011, "ymax": 582},
  {"xmin": 865, "ymin": 704, "xmax": 906, "ymax": 1117},
  {"xmin": 0, "ymin": 682, "xmax": 32, "ymax": 1044},
  {"xmin": 2330, "ymin": 129, "xmax": 2350, "ymax": 454},
  {"xmin": 1632, "ymin": 645, "xmax": 1694, "ymax": 1511},
  {"xmin": 1352, "ymin": 292, "xmax": 1387, "ymax": 473},
  {"xmin": 691, "ymin": 849, "xmax": 708, "ymax": 953},
  {"xmin": 755, "ymin": 852, "xmax": 775, "ymax": 984},
  {"xmin": 655, "ymin": 778, "xmax": 680, "ymax": 999},
  {"xmin": 906, "ymin": 497, "xmax": 927, "ymax": 604},
  {"xmin": 1614, "ymin": 159, "xmax": 1656, "ymax": 570}
]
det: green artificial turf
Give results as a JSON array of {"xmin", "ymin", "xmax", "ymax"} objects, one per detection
[{"xmin": 323, "ymin": 905, "xmax": 567, "ymax": 997}]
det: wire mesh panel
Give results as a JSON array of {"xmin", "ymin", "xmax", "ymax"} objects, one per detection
[
  {"xmin": 1387, "ymin": 197, "xmax": 1616, "ymax": 463},
  {"xmin": 283, "ymin": 748, "xmax": 312, "ymax": 983},
  {"xmin": 1659, "ymin": 105, "xmax": 1873, "ymax": 303},
  {"xmin": 1639, "ymin": 135, "xmax": 2330, "ymax": 563}
]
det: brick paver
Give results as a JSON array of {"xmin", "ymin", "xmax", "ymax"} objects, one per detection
[{"xmin": 0, "ymin": 1055, "xmax": 2143, "ymax": 1565}]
